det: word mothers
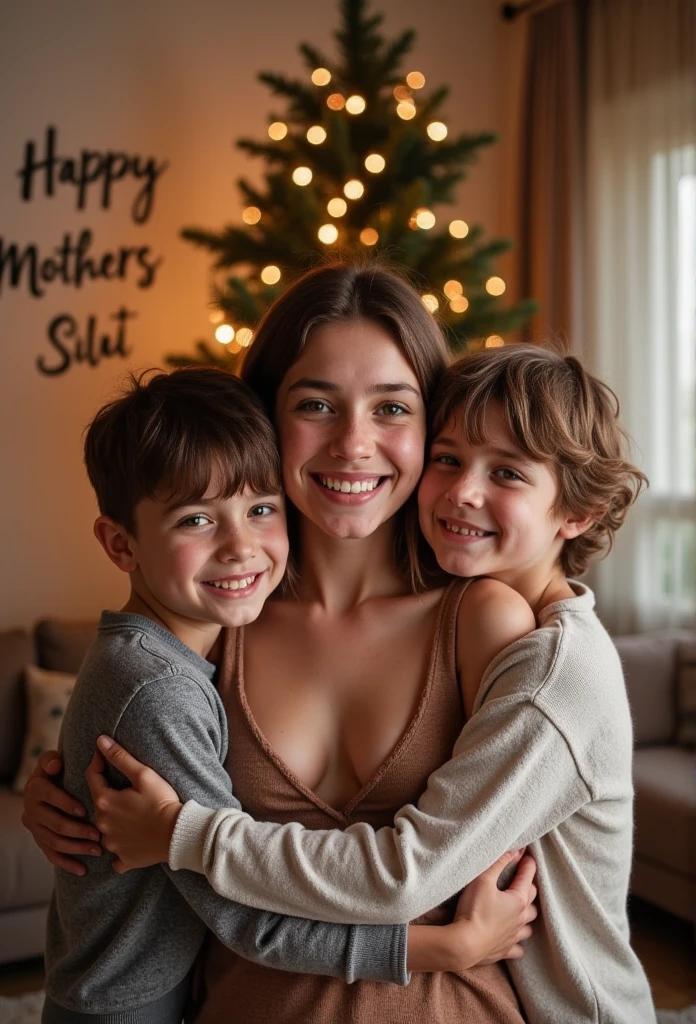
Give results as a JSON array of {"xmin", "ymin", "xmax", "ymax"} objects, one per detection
[
  {"xmin": 6, "ymin": 126, "xmax": 169, "ymax": 377},
  {"xmin": 19, "ymin": 126, "xmax": 168, "ymax": 224}
]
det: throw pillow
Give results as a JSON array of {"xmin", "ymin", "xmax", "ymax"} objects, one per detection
[
  {"xmin": 12, "ymin": 664, "xmax": 76, "ymax": 793},
  {"xmin": 676, "ymin": 641, "xmax": 696, "ymax": 746}
]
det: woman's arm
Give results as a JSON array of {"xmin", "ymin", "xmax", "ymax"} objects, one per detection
[{"xmin": 22, "ymin": 753, "xmax": 100, "ymax": 875}]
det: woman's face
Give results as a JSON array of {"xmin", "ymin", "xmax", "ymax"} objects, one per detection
[{"xmin": 275, "ymin": 319, "xmax": 426, "ymax": 540}]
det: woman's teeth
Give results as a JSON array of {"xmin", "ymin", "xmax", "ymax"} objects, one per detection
[
  {"xmin": 444, "ymin": 523, "xmax": 488, "ymax": 537},
  {"xmin": 207, "ymin": 575, "xmax": 257, "ymax": 590},
  {"xmin": 318, "ymin": 475, "xmax": 380, "ymax": 493}
]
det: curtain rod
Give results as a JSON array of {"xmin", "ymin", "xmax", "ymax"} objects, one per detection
[{"xmin": 500, "ymin": 0, "xmax": 564, "ymax": 20}]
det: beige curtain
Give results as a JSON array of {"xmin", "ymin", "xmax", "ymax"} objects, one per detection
[{"xmin": 518, "ymin": 0, "xmax": 585, "ymax": 349}]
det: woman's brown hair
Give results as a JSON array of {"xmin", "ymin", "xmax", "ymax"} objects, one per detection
[
  {"xmin": 429, "ymin": 344, "xmax": 648, "ymax": 576},
  {"xmin": 241, "ymin": 261, "xmax": 450, "ymax": 590}
]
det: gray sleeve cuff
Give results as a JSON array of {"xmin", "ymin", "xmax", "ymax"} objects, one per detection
[
  {"xmin": 169, "ymin": 799, "xmax": 218, "ymax": 873},
  {"xmin": 346, "ymin": 923, "xmax": 410, "ymax": 986}
]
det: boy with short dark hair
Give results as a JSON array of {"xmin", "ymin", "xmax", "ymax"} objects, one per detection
[{"xmin": 86, "ymin": 348, "xmax": 656, "ymax": 1022}]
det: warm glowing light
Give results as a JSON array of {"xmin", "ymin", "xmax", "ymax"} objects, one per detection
[
  {"xmin": 343, "ymin": 179, "xmax": 364, "ymax": 200},
  {"xmin": 311, "ymin": 68, "xmax": 331, "ymax": 86},
  {"xmin": 422, "ymin": 293, "xmax": 439, "ymax": 313},
  {"xmin": 242, "ymin": 206, "xmax": 262, "ymax": 225},
  {"xmin": 345, "ymin": 95, "xmax": 366, "ymax": 115},
  {"xmin": 318, "ymin": 223, "xmax": 339, "ymax": 244},
  {"xmin": 215, "ymin": 324, "xmax": 235, "ymax": 344},
  {"xmin": 292, "ymin": 166, "xmax": 313, "ymax": 186},
  {"xmin": 364, "ymin": 153, "xmax": 385, "ymax": 173},
  {"xmin": 397, "ymin": 101, "xmax": 417, "ymax": 120},
  {"xmin": 443, "ymin": 280, "xmax": 463, "ymax": 299},
  {"xmin": 427, "ymin": 121, "xmax": 448, "ymax": 141},
  {"xmin": 449, "ymin": 219, "xmax": 469, "ymax": 238},
  {"xmin": 360, "ymin": 228, "xmax": 379, "ymax": 246},
  {"xmin": 236, "ymin": 327, "xmax": 254, "ymax": 347},
  {"xmin": 306, "ymin": 125, "xmax": 327, "ymax": 145},
  {"xmin": 393, "ymin": 85, "xmax": 411, "ymax": 101},
  {"xmin": 327, "ymin": 197, "xmax": 347, "ymax": 217},
  {"xmin": 450, "ymin": 296, "xmax": 469, "ymax": 313},
  {"xmin": 485, "ymin": 335, "xmax": 505, "ymax": 348},
  {"xmin": 415, "ymin": 208, "xmax": 436, "ymax": 230},
  {"xmin": 406, "ymin": 71, "xmax": 426, "ymax": 89},
  {"xmin": 486, "ymin": 276, "xmax": 506, "ymax": 296},
  {"xmin": 209, "ymin": 310, "xmax": 224, "ymax": 324},
  {"xmin": 261, "ymin": 265, "xmax": 281, "ymax": 285},
  {"xmin": 268, "ymin": 122, "xmax": 287, "ymax": 141},
  {"xmin": 327, "ymin": 93, "xmax": 346, "ymax": 110}
]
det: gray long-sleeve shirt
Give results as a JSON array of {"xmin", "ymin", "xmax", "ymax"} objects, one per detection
[{"xmin": 43, "ymin": 612, "xmax": 406, "ymax": 1024}]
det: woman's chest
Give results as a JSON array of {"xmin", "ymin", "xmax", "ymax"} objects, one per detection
[{"xmin": 237, "ymin": 595, "xmax": 450, "ymax": 808}]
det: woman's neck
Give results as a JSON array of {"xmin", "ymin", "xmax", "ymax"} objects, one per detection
[{"xmin": 295, "ymin": 516, "xmax": 409, "ymax": 612}]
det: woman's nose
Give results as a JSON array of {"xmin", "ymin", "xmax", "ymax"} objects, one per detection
[{"xmin": 328, "ymin": 414, "xmax": 375, "ymax": 461}]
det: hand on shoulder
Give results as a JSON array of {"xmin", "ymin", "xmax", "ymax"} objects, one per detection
[{"xmin": 456, "ymin": 579, "xmax": 536, "ymax": 717}]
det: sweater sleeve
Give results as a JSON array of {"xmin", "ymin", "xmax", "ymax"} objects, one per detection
[
  {"xmin": 115, "ymin": 676, "xmax": 408, "ymax": 983},
  {"xmin": 169, "ymin": 640, "xmax": 591, "ymax": 925}
]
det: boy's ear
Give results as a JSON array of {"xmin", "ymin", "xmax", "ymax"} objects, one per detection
[
  {"xmin": 94, "ymin": 516, "xmax": 138, "ymax": 573},
  {"xmin": 558, "ymin": 513, "xmax": 593, "ymax": 540}
]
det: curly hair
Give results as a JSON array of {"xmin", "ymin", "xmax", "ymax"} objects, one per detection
[{"xmin": 429, "ymin": 344, "xmax": 648, "ymax": 576}]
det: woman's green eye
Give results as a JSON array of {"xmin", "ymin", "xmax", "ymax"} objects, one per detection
[
  {"xmin": 299, "ymin": 399, "xmax": 331, "ymax": 413},
  {"xmin": 377, "ymin": 402, "xmax": 407, "ymax": 416}
]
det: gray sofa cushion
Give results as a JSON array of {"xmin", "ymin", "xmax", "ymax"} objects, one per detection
[
  {"xmin": 633, "ymin": 745, "xmax": 696, "ymax": 879},
  {"xmin": 0, "ymin": 630, "xmax": 34, "ymax": 783},
  {"xmin": 35, "ymin": 618, "xmax": 98, "ymax": 674},
  {"xmin": 0, "ymin": 786, "xmax": 54, "ymax": 912},
  {"xmin": 614, "ymin": 632, "xmax": 692, "ymax": 744}
]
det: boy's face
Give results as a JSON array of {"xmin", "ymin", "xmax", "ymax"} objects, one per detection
[
  {"xmin": 126, "ymin": 481, "xmax": 289, "ymax": 630},
  {"xmin": 418, "ymin": 401, "xmax": 581, "ymax": 587}
]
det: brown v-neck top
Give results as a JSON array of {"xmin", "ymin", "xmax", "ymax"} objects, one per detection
[{"xmin": 196, "ymin": 581, "xmax": 524, "ymax": 1024}]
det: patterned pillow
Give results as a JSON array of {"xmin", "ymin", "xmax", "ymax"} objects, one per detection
[
  {"xmin": 12, "ymin": 664, "xmax": 76, "ymax": 793},
  {"xmin": 676, "ymin": 641, "xmax": 696, "ymax": 746}
]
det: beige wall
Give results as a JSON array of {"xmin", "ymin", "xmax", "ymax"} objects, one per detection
[{"xmin": 0, "ymin": 0, "xmax": 525, "ymax": 629}]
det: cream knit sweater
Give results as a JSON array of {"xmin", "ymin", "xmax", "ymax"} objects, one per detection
[{"xmin": 170, "ymin": 584, "xmax": 656, "ymax": 1024}]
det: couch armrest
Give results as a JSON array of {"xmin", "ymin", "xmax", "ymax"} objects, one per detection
[{"xmin": 35, "ymin": 618, "xmax": 98, "ymax": 674}]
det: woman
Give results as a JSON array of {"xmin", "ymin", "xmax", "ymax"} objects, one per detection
[{"xmin": 24, "ymin": 262, "xmax": 534, "ymax": 1022}]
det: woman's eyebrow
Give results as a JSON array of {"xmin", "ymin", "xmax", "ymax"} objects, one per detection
[
  {"xmin": 366, "ymin": 382, "xmax": 420, "ymax": 396},
  {"xmin": 287, "ymin": 377, "xmax": 339, "ymax": 392}
]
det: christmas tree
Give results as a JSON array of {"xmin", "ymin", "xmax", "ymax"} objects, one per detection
[{"xmin": 167, "ymin": 0, "xmax": 535, "ymax": 369}]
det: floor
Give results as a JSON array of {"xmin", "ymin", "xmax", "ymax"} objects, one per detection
[{"xmin": 0, "ymin": 897, "xmax": 694, "ymax": 1008}]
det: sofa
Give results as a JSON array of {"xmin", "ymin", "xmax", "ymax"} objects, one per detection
[{"xmin": 0, "ymin": 621, "xmax": 694, "ymax": 965}]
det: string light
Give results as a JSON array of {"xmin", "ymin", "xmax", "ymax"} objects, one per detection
[
  {"xmin": 406, "ymin": 71, "xmax": 426, "ymax": 89},
  {"xmin": 427, "ymin": 122, "xmax": 448, "ymax": 141},
  {"xmin": 443, "ymin": 280, "xmax": 463, "ymax": 299},
  {"xmin": 292, "ymin": 166, "xmax": 313, "ymax": 186},
  {"xmin": 450, "ymin": 296, "xmax": 469, "ymax": 313},
  {"xmin": 236, "ymin": 327, "xmax": 254, "ymax": 347},
  {"xmin": 449, "ymin": 219, "xmax": 469, "ymax": 238},
  {"xmin": 311, "ymin": 68, "xmax": 331, "ymax": 86},
  {"xmin": 327, "ymin": 93, "xmax": 346, "ymax": 111},
  {"xmin": 306, "ymin": 125, "xmax": 327, "ymax": 145},
  {"xmin": 261, "ymin": 265, "xmax": 281, "ymax": 285},
  {"xmin": 486, "ymin": 276, "xmax": 506, "ymax": 296},
  {"xmin": 422, "ymin": 294, "xmax": 439, "ymax": 312},
  {"xmin": 345, "ymin": 95, "xmax": 366, "ymax": 115},
  {"xmin": 415, "ymin": 208, "xmax": 436, "ymax": 230},
  {"xmin": 318, "ymin": 223, "xmax": 339, "ymax": 244},
  {"xmin": 215, "ymin": 324, "xmax": 235, "ymax": 344},
  {"xmin": 485, "ymin": 335, "xmax": 505, "ymax": 348},
  {"xmin": 327, "ymin": 198, "xmax": 347, "ymax": 217},
  {"xmin": 268, "ymin": 122, "xmax": 287, "ymax": 141},
  {"xmin": 360, "ymin": 228, "xmax": 379, "ymax": 246},
  {"xmin": 343, "ymin": 179, "xmax": 364, "ymax": 200},
  {"xmin": 209, "ymin": 310, "xmax": 224, "ymax": 324},
  {"xmin": 396, "ymin": 101, "xmax": 416, "ymax": 120},
  {"xmin": 364, "ymin": 153, "xmax": 385, "ymax": 173},
  {"xmin": 393, "ymin": 85, "xmax": 411, "ymax": 101},
  {"xmin": 242, "ymin": 206, "xmax": 261, "ymax": 225}
]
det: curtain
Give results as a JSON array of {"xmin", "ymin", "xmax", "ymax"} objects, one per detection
[{"xmin": 584, "ymin": 0, "xmax": 696, "ymax": 632}]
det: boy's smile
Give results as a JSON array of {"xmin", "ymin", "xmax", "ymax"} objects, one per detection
[{"xmin": 418, "ymin": 402, "xmax": 586, "ymax": 602}]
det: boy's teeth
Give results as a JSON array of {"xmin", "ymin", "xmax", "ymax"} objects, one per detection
[
  {"xmin": 444, "ymin": 523, "xmax": 486, "ymax": 537},
  {"xmin": 319, "ymin": 475, "xmax": 380, "ymax": 493},
  {"xmin": 209, "ymin": 575, "xmax": 256, "ymax": 590}
]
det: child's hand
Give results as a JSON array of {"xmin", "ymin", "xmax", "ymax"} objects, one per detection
[
  {"xmin": 454, "ymin": 848, "xmax": 538, "ymax": 966},
  {"xmin": 85, "ymin": 736, "xmax": 182, "ymax": 873}
]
